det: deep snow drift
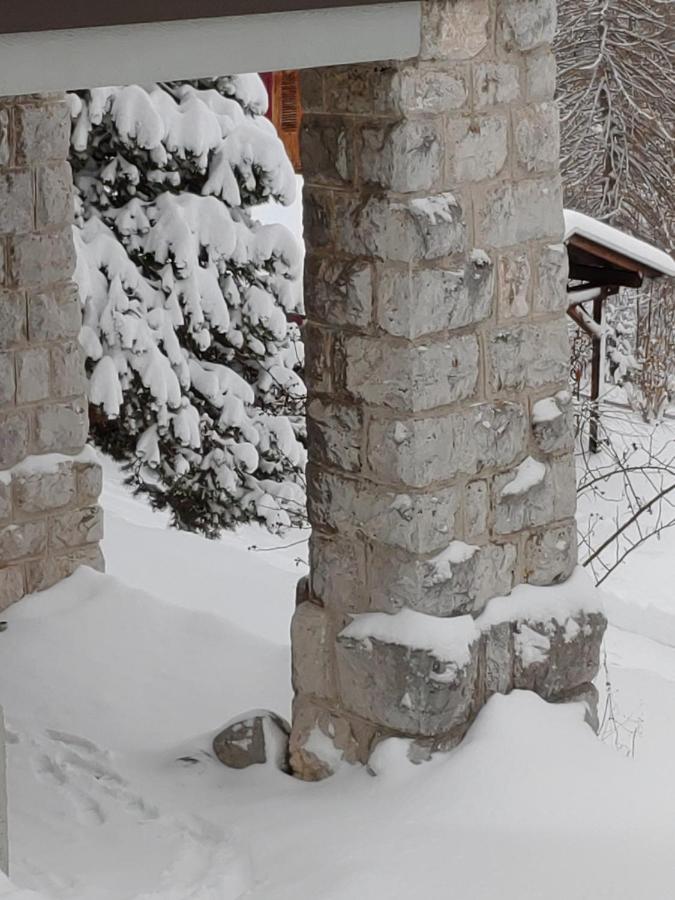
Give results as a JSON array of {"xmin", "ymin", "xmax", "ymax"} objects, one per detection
[{"xmin": 2, "ymin": 460, "xmax": 675, "ymax": 899}]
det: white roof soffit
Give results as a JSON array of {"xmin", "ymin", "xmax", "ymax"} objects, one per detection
[
  {"xmin": 0, "ymin": 2, "xmax": 421, "ymax": 97},
  {"xmin": 564, "ymin": 209, "xmax": 675, "ymax": 278}
]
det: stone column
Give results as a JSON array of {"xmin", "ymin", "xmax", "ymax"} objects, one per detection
[
  {"xmin": 0, "ymin": 708, "xmax": 7, "ymax": 874},
  {"xmin": 0, "ymin": 94, "xmax": 103, "ymax": 612},
  {"xmin": 290, "ymin": 0, "xmax": 605, "ymax": 779}
]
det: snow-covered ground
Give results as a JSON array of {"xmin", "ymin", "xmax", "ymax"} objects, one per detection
[{"xmin": 3, "ymin": 443, "xmax": 675, "ymax": 899}]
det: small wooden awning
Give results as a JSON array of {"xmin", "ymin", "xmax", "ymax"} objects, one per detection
[
  {"xmin": 563, "ymin": 210, "xmax": 675, "ymax": 452},
  {"xmin": 565, "ymin": 210, "xmax": 675, "ymax": 299}
]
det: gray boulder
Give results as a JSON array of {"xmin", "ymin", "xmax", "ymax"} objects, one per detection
[{"xmin": 213, "ymin": 710, "xmax": 290, "ymax": 771}]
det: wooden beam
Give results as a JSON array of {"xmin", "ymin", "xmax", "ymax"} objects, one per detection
[
  {"xmin": 568, "ymin": 262, "xmax": 643, "ymax": 289},
  {"xmin": 568, "ymin": 234, "xmax": 661, "ymax": 279}
]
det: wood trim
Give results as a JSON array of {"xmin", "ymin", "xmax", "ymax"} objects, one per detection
[
  {"xmin": 568, "ymin": 234, "xmax": 661, "ymax": 279},
  {"xmin": 0, "ymin": 0, "xmax": 395, "ymax": 35}
]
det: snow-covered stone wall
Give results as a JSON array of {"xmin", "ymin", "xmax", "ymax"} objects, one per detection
[
  {"xmin": 291, "ymin": 0, "xmax": 606, "ymax": 778},
  {"xmin": 0, "ymin": 94, "xmax": 103, "ymax": 613}
]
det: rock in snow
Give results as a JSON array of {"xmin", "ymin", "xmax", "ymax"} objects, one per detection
[{"xmin": 213, "ymin": 710, "xmax": 291, "ymax": 771}]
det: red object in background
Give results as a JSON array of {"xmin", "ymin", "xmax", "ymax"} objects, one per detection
[{"xmin": 261, "ymin": 71, "xmax": 302, "ymax": 172}]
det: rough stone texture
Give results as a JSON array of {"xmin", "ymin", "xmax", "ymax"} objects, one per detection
[
  {"xmin": 336, "ymin": 628, "xmax": 481, "ymax": 736},
  {"xmin": 0, "ymin": 94, "xmax": 104, "ymax": 612},
  {"xmin": 212, "ymin": 711, "xmax": 290, "ymax": 771},
  {"xmin": 0, "ymin": 708, "xmax": 7, "ymax": 875},
  {"xmin": 291, "ymin": 0, "xmax": 597, "ymax": 778}
]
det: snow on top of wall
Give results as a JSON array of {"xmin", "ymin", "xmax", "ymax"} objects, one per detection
[
  {"xmin": 564, "ymin": 209, "xmax": 675, "ymax": 277},
  {"xmin": 477, "ymin": 566, "xmax": 604, "ymax": 629},
  {"xmin": 0, "ymin": 446, "xmax": 98, "ymax": 484},
  {"xmin": 340, "ymin": 607, "xmax": 479, "ymax": 666}
]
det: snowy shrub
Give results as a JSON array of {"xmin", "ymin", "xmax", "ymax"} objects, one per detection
[{"xmin": 70, "ymin": 76, "xmax": 307, "ymax": 536}]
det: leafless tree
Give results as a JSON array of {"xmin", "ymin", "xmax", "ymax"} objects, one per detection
[{"xmin": 556, "ymin": 0, "xmax": 675, "ymax": 248}]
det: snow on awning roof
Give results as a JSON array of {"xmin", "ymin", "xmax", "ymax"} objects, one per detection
[{"xmin": 564, "ymin": 209, "xmax": 675, "ymax": 278}]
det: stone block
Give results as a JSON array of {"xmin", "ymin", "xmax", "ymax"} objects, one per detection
[
  {"xmin": 0, "ymin": 108, "xmax": 9, "ymax": 167},
  {"xmin": 291, "ymin": 601, "xmax": 336, "ymax": 699},
  {"xmin": 498, "ymin": 251, "xmax": 531, "ymax": 319},
  {"xmin": 35, "ymin": 162, "xmax": 74, "ymax": 229},
  {"xmin": 366, "ymin": 401, "xmax": 527, "ymax": 488},
  {"xmin": 475, "ymin": 177, "xmax": 563, "ymax": 248},
  {"xmin": 500, "ymin": 0, "xmax": 557, "ymax": 50},
  {"xmin": 323, "ymin": 65, "xmax": 375, "ymax": 115},
  {"xmin": 75, "ymin": 459, "xmax": 103, "ymax": 505},
  {"xmin": 24, "ymin": 544, "xmax": 105, "ymax": 594},
  {"xmin": 336, "ymin": 613, "xmax": 480, "ymax": 735},
  {"xmin": 0, "ymin": 409, "xmax": 29, "ymax": 468},
  {"xmin": 14, "ymin": 100, "xmax": 71, "ymax": 164},
  {"xmin": 487, "ymin": 319, "xmax": 570, "ymax": 393},
  {"xmin": 289, "ymin": 697, "xmax": 376, "ymax": 779},
  {"xmin": 334, "ymin": 192, "xmax": 466, "ymax": 263},
  {"xmin": 0, "ymin": 292, "xmax": 27, "ymax": 349},
  {"xmin": 13, "ymin": 462, "xmax": 77, "ymax": 513},
  {"xmin": 391, "ymin": 66, "xmax": 469, "ymax": 113},
  {"xmin": 213, "ymin": 711, "xmax": 290, "ymax": 771},
  {"xmin": 299, "ymin": 69, "xmax": 324, "ymax": 113},
  {"xmin": 524, "ymin": 50, "xmax": 557, "ymax": 101},
  {"xmin": 0, "ymin": 521, "xmax": 47, "ymax": 560},
  {"xmin": 51, "ymin": 340, "xmax": 86, "ymax": 398},
  {"xmin": 0, "ymin": 565, "xmax": 24, "ymax": 612},
  {"xmin": 15, "ymin": 347, "xmax": 50, "ymax": 403},
  {"xmin": 33, "ymin": 399, "xmax": 88, "ymax": 454},
  {"xmin": 484, "ymin": 621, "xmax": 514, "ymax": 696},
  {"xmin": 343, "ymin": 334, "xmax": 479, "ymax": 412},
  {"xmin": 367, "ymin": 540, "xmax": 517, "ymax": 617},
  {"xmin": 358, "ymin": 118, "xmax": 444, "ymax": 193},
  {"xmin": 307, "ymin": 398, "xmax": 362, "ymax": 472},
  {"xmin": 0, "ymin": 481, "xmax": 10, "ymax": 523},
  {"xmin": 304, "ymin": 257, "xmax": 372, "ymax": 329},
  {"xmin": 534, "ymin": 243, "xmax": 568, "ymax": 313},
  {"xmin": 377, "ymin": 251, "xmax": 493, "ymax": 339},
  {"xmin": 513, "ymin": 102, "xmax": 560, "ymax": 174},
  {"xmin": 301, "ymin": 187, "xmax": 333, "ymax": 250},
  {"xmin": 420, "ymin": 0, "xmax": 490, "ymax": 60},
  {"xmin": 465, "ymin": 479, "xmax": 489, "ymax": 540},
  {"xmin": 300, "ymin": 115, "xmax": 353, "ymax": 186},
  {"xmin": 7, "ymin": 229, "xmax": 76, "ymax": 287},
  {"xmin": 473, "ymin": 61, "xmax": 521, "ymax": 109},
  {"xmin": 447, "ymin": 114, "xmax": 509, "ymax": 182},
  {"xmin": 0, "ymin": 171, "xmax": 33, "ymax": 237},
  {"xmin": 0, "ymin": 354, "xmax": 15, "ymax": 407},
  {"xmin": 525, "ymin": 520, "xmax": 578, "ymax": 585},
  {"xmin": 51, "ymin": 505, "xmax": 103, "ymax": 550},
  {"xmin": 308, "ymin": 467, "xmax": 460, "ymax": 553},
  {"xmin": 303, "ymin": 322, "xmax": 333, "ymax": 395},
  {"xmin": 532, "ymin": 390, "xmax": 574, "ymax": 453},
  {"xmin": 310, "ymin": 532, "xmax": 366, "ymax": 613},
  {"xmin": 513, "ymin": 610, "xmax": 606, "ymax": 699},
  {"xmin": 493, "ymin": 454, "xmax": 576, "ymax": 534}
]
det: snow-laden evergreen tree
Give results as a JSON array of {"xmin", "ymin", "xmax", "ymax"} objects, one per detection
[{"xmin": 70, "ymin": 76, "xmax": 307, "ymax": 536}]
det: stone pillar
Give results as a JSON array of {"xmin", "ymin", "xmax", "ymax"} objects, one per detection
[
  {"xmin": 0, "ymin": 708, "xmax": 7, "ymax": 874},
  {"xmin": 290, "ymin": 0, "xmax": 605, "ymax": 779},
  {"xmin": 0, "ymin": 94, "xmax": 103, "ymax": 612}
]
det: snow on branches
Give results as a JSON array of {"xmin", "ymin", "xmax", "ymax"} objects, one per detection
[
  {"xmin": 70, "ymin": 76, "xmax": 307, "ymax": 536},
  {"xmin": 556, "ymin": 0, "xmax": 675, "ymax": 248}
]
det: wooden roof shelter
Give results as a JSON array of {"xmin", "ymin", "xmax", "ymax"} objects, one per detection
[{"xmin": 564, "ymin": 210, "xmax": 675, "ymax": 451}]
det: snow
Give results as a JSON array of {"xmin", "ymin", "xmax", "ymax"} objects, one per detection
[
  {"xmin": 340, "ymin": 607, "xmax": 479, "ymax": 666},
  {"xmin": 564, "ymin": 209, "xmax": 675, "ymax": 276},
  {"xmin": 500, "ymin": 456, "xmax": 546, "ymax": 497},
  {"xmin": 0, "ymin": 447, "xmax": 98, "ymax": 483},
  {"xmin": 3, "ymin": 455, "xmax": 675, "ymax": 898},
  {"xmin": 531, "ymin": 396, "xmax": 562, "ymax": 424},
  {"xmin": 477, "ymin": 566, "xmax": 603, "ymax": 628}
]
